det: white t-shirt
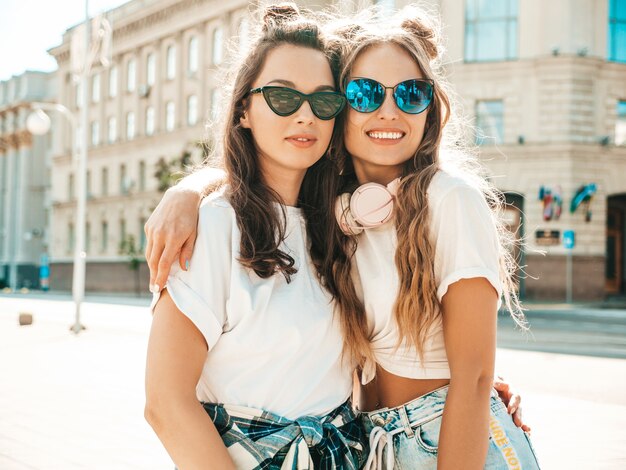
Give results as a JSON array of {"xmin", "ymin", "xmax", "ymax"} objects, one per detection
[
  {"xmin": 353, "ymin": 170, "xmax": 503, "ymax": 384},
  {"xmin": 151, "ymin": 192, "xmax": 353, "ymax": 419}
]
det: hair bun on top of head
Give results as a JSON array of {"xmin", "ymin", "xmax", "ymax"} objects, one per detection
[
  {"xmin": 400, "ymin": 17, "xmax": 439, "ymax": 60},
  {"xmin": 329, "ymin": 21, "xmax": 365, "ymax": 41},
  {"xmin": 262, "ymin": 2, "xmax": 302, "ymax": 30}
]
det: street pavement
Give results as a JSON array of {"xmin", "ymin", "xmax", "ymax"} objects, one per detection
[
  {"xmin": 498, "ymin": 303, "xmax": 626, "ymax": 359},
  {"xmin": 0, "ymin": 294, "xmax": 169, "ymax": 470},
  {"xmin": 1, "ymin": 293, "xmax": 625, "ymax": 469}
]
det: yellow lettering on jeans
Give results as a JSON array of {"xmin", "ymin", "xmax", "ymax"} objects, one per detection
[
  {"xmin": 489, "ymin": 415, "xmax": 521, "ymax": 470},
  {"xmin": 496, "ymin": 436, "xmax": 509, "ymax": 447}
]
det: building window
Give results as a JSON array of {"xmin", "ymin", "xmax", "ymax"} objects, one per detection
[
  {"xmin": 90, "ymin": 120, "xmax": 100, "ymax": 146},
  {"xmin": 145, "ymin": 106, "xmax": 155, "ymax": 136},
  {"xmin": 188, "ymin": 36, "xmax": 198, "ymax": 74},
  {"xmin": 616, "ymin": 100, "xmax": 626, "ymax": 146},
  {"xmin": 69, "ymin": 173, "xmax": 75, "ymax": 200},
  {"xmin": 238, "ymin": 16, "xmax": 250, "ymax": 51},
  {"xmin": 86, "ymin": 170, "xmax": 92, "ymax": 197},
  {"xmin": 126, "ymin": 112, "xmax": 135, "ymax": 140},
  {"xmin": 7, "ymin": 80, "xmax": 15, "ymax": 102},
  {"xmin": 92, "ymin": 73, "xmax": 100, "ymax": 103},
  {"xmin": 127, "ymin": 58, "xmax": 136, "ymax": 92},
  {"xmin": 68, "ymin": 223, "xmax": 75, "ymax": 254},
  {"xmin": 109, "ymin": 66, "xmax": 118, "ymax": 98},
  {"xmin": 107, "ymin": 116, "xmax": 117, "ymax": 143},
  {"xmin": 139, "ymin": 217, "xmax": 146, "ymax": 251},
  {"xmin": 120, "ymin": 163, "xmax": 128, "ymax": 194},
  {"xmin": 374, "ymin": 0, "xmax": 395, "ymax": 14},
  {"xmin": 146, "ymin": 52, "xmax": 156, "ymax": 86},
  {"xmin": 187, "ymin": 95, "xmax": 198, "ymax": 126},
  {"xmin": 465, "ymin": 0, "xmax": 518, "ymax": 62},
  {"xmin": 212, "ymin": 27, "xmax": 223, "ymax": 65},
  {"xmin": 120, "ymin": 219, "xmax": 127, "ymax": 247},
  {"xmin": 475, "ymin": 100, "xmax": 504, "ymax": 145},
  {"xmin": 86, "ymin": 222, "xmax": 91, "ymax": 254},
  {"xmin": 165, "ymin": 101, "xmax": 175, "ymax": 131},
  {"xmin": 210, "ymin": 88, "xmax": 220, "ymax": 121},
  {"xmin": 609, "ymin": 1, "xmax": 626, "ymax": 62},
  {"xmin": 101, "ymin": 220, "xmax": 108, "ymax": 252},
  {"xmin": 166, "ymin": 45, "xmax": 176, "ymax": 80},
  {"xmin": 101, "ymin": 167, "xmax": 108, "ymax": 196},
  {"xmin": 139, "ymin": 160, "xmax": 146, "ymax": 191}
]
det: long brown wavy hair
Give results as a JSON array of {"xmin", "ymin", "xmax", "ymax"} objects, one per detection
[
  {"xmin": 327, "ymin": 6, "xmax": 525, "ymax": 360},
  {"xmin": 209, "ymin": 3, "xmax": 373, "ymax": 367}
]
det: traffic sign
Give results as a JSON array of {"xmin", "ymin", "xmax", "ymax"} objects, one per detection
[{"xmin": 563, "ymin": 230, "xmax": 575, "ymax": 249}]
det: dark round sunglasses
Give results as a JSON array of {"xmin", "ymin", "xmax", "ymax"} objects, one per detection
[
  {"xmin": 249, "ymin": 86, "xmax": 346, "ymax": 121},
  {"xmin": 345, "ymin": 77, "xmax": 434, "ymax": 115}
]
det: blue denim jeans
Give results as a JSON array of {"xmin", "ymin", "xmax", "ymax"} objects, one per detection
[{"xmin": 361, "ymin": 385, "xmax": 541, "ymax": 469}]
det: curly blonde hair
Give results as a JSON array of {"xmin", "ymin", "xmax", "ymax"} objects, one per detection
[{"xmin": 325, "ymin": 5, "xmax": 525, "ymax": 361}]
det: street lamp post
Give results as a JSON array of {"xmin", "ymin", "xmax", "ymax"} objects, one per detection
[
  {"xmin": 70, "ymin": 0, "xmax": 91, "ymax": 334},
  {"xmin": 27, "ymin": 103, "xmax": 85, "ymax": 333},
  {"xmin": 26, "ymin": 0, "xmax": 110, "ymax": 334},
  {"xmin": 27, "ymin": 0, "xmax": 104, "ymax": 334}
]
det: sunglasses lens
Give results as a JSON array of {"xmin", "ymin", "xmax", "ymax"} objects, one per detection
[
  {"xmin": 309, "ymin": 93, "xmax": 345, "ymax": 120},
  {"xmin": 394, "ymin": 80, "xmax": 433, "ymax": 114},
  {"xmin": 345, "ymin": 79, "xmax": 384, "ymax": 113},
  {"xmin": 264, "ymin": 88, "xmax": 302, "ymax": 115}
]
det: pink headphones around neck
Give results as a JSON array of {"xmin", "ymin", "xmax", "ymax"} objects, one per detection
[{"xmin": 335, "ymin": 178, "xmax": 401, "ymax": 235}]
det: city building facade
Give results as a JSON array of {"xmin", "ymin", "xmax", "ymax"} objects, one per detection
[
  {"xmin": 45, "ymin": 0, "xmax": 626, "ymax": 299},
  {"xmin": 0, "ymin": 71, "xmax": 56, "ymax": 290},
  {"xmin": 435, "ymin": 0, "xmax": 626, "ymax": 300},
  {"xmin": 48, "ymin": 0, "xmax": 256, "ymax": 292}
]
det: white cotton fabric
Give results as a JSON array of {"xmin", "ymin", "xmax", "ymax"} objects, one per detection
[
  {"xmin": 354, "ymin": 170, "xmax": 503, "ymax": 384},
  {"xmin": 150, "ymin": 191, "xmax": 352, "ymax": 419}
]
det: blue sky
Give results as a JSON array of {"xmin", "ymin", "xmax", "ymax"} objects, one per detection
[{"xmin": 0, "ymin": 0, "xmax": 128, "ymax": 81}]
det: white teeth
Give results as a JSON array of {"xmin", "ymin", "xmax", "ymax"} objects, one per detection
[
  {"xmin": 367, "ymin": 131, "xmax": 403, "ymax": 140},
  {"xmin": 295, "ymin": 138, "xmax": 310, "ymax": 141}
]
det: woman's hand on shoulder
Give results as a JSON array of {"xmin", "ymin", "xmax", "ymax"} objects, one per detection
[{"xmin": 145, "ymin": 187, "xmax": 202, "ymax": 293}]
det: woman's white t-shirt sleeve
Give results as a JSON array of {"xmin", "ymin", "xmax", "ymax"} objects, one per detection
[
  {"xmin": 430, "ymin": 178, "xmax": 503, "ymax": 303},
  {"xmin": 150, "ymin": 198, "xmax": 231, "ymax": 350}
]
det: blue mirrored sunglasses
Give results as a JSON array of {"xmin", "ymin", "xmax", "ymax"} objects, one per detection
[{"xmin": 345, "ymin": 77, "xmax": 434, "ymax": 115}]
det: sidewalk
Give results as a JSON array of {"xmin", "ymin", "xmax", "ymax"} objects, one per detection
[
  {"xmin": 2, "ymin": 293, "xmax": 626, "ymax": 469},
  {"xmin": 0, "ymin": 296, "xmax": 171, "ymax": 470},
  {"xmin": 0, "ymin": 289, "xmax": 152, "ymax": 306},
  {"xmin": 516, "ymin": 301, "xmax": 626, "ymax": 322},
  {"xmin": 5, "ymin": 289, "xmax": 626, "ymax": 310}
]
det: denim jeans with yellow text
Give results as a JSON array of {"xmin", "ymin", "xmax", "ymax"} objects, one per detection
[{"xmin": 361, "ymin": 385, "xmax": 541, "ymax": 470}]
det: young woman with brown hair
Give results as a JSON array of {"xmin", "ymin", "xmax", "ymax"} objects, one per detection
[{"xmin": 144, "ymin": 5, "xmax": 367, "ymax": 469}]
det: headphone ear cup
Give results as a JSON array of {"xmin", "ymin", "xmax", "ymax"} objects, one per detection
[
  {"xmin": 350, "ymin": 183, "xmax": 395, "ymax": 228},
  {"xmin": 335, "ymin": 193, "xmax": 363, "ymax": 235}
]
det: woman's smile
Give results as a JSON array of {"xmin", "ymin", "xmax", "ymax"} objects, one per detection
[{"xmin": 366, "ymin": 128, "xmax": 407, "ymax": 144}]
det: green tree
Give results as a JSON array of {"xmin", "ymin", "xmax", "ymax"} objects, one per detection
[
  {"xmin": 119, "ymin": 234, "xmax": 143, "ymax": 296},
  {"xmin": 153, "ymin": 140, "xmax": 212, "ymax": 193}
]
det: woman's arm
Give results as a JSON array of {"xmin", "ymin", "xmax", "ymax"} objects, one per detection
[
  {"xmin": 176, "ymin": 166, "xmax": 226, "ymax": 197},
  {"xmin": 145, "ymin": 289, "xmax": 235, "ymax": 470},
  {"xmin": 144, "ymin": 167, "xmax": 225, "ymax": 293},
  {"xmin": 437, "ymin": 277, "xmax": 498, "ymax": 470}
]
